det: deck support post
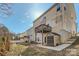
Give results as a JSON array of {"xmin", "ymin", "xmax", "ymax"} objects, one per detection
[{"xmin": 42, "ymin": 25, "xmax": 43, "ymax": 45}]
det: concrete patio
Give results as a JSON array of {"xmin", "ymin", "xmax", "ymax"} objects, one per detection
[{"xmin": 37, "ymin": 44, "xmax": 71, "ymax": 51}]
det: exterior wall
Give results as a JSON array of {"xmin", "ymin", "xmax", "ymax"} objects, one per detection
[
  {"xmin": 32, "ymin": 3, "xmax": 76, "ymax": 44},
  {"xmin": 18, "ymin": 32, "xmax": 27, "ymax": 40},
  {"xmin": 33, "ymin": 4, "xmax": 63, "ymax": 44},
  {"xmin": 36, "ymin": 33, "xmax": 48, "ymax": 44},
  {"xmin": 27, "ymin": 27, "xmax": 35, "ymax": 42},
  {"xmin": 59, "ymin": 30, "xmax": 72, "ymax": 43},
  {"xmin": 61, "ymin": 4, "xmax": 76, "ymax": 36},
  {"xmin": 36, "ymin": 33, "xmax": 42, "ymax": 43},
  {"xmin": 33, "ymin": 4, "xmax": 63, "ymax": 33},
  {"xmin": 54, "ymin": 35, "xmax": 60, "ymax": 46}
]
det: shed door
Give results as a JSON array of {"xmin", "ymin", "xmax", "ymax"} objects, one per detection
[{"xmin": 47, "ymin": 36, "xmax": 54, "ymax": 46}]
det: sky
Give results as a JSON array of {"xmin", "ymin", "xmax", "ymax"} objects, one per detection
[{"xmin": 0, "ymin": 3, "xmax": 79, "ymax": 34}]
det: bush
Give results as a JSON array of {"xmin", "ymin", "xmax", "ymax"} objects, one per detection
[
  {"xmin": 30, "ymin": 41, "xmax": 38, "ymax": 44},
  {"xmin": 19, "ymin": 42, "xmax": 30, "ymax": 46}
]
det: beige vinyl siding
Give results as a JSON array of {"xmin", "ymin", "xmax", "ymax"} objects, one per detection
[{"xmin": 32, "ymin": 3, "xmax": 76, "ymax": 44}]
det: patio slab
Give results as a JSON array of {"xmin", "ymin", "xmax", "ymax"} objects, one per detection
[{"xmin": 37, "ymin": 44, "xmax": 71, "ymax": 51}]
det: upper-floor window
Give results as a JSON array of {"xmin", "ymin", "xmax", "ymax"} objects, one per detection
[
  {"xmin": 41, "ymin": 16, "xmax": 46, "ymax": 24},
  {"xmin": 56, "ymin": 4, "xmax": 60, "ymax": 12},
  {"xmin": 64, "ymin": 7, "xmax": 66, "ymax": 10},
  {"xmin": 64, "ymin": 4, "xmax": 66, "ymax": 11}
]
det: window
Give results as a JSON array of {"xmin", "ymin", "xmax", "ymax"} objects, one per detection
[
  {"xmin": 64, "ymin": 4, "xmax": 66, "ymax": 10},
  {"xmin": 38, "ymin": 39, "xmax": 39, "ymax": 41},
  {"xmin": 47, "ymin": 24, "xmax": 49, "ymax": 26},
  {"xmin": 37, "ymin": 37, "xmax": 39, "ymax": 41},
  {"xmin": 2, "ymin": 37, "xmax": 5, "ymax": 42},
  {"xmin": 56, "ymin": 4, "xmax": 60, "ymax": 11},
  {"xmin": 44, "ymin": 16, "xmax": 46, "ymax": 19},
  {"xmin": 45, "ymin": 37, "xmax": 46, "ymax": 43},
  {"xmin": 64, "ymin": 7, "xmax": 66, "ymax": 10},
  {"xmin": 41, "ymin": 16, "xmax": 46, "ymax": 24}
]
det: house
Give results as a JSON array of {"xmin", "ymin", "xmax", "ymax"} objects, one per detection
[
  {"xmin": 25, "ymin": 3, "xmax": 77, "ymax": 46},
  {"xmin": 17, "ymin": 32, "xmax": 29, "ymax": 41},
  {"xmin": 26, "ymin": 27, "xmax": 35, "ymax": 42}
]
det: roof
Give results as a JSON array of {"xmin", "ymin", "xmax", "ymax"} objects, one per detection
[
  {"xmin": 0, "ymin": 23, "xmax": 9, "ymax": 32},
  {"xmin": 0, "ymin": 23, "xmax": 4, "ymax": 28},
  {"xmin": 33, "ymin": 3, "xmax": 59, "ymax": 23},
  {"xmin": 51, "ymin": 32, "xmax": 60, "ymax": 36},
  {"xmin": 47, "ymin": 32, "xmax": 60, "ymax": 36},
  {"xmin": 35, "ymin": 24, "xmax": 52, "ymax": 33},
  {"xmin": 26, "ymin": 27, "xmax": 33, "ymax": 32}
]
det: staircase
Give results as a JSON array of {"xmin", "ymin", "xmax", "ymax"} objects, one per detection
[
  {"xmin": 65, "ymin": 38, "xmax": 76, "ymax": 44},
  {"xmin": 64, "ymin": 36, "xmax": 77, "ymax": 44}
]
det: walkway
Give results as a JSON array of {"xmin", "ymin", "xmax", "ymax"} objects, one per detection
[
  {"xmin": 10, "ymin": 40, "xmax": 26, "ymax": 44},
  {"xmin": 37, "ymin": 44, "xmax": 71, "ymax": 51},
  {"xmin": 38, "ymin": 38, "xmax": 76, "ymax": 51}
]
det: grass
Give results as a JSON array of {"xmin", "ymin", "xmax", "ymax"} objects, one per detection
[
  {"xmin": 21, "ymin": 45, "xmax": 48, "ymax": 56},
  {"xmin": 6, "ymin": 44, "xmax": 27, "ymax": 56},
  {"xmin": 21, "ymin": 44, "xmax": 66, "ymax": 56},
  {"xmin": 67, "ymin": 36, "xmax": 79, "ymax": 48},
  {"xmin": 21, "ymin": 37, "xmax": 79, "ymax": 56},
  {"xmin": 19, "ymin": 42, "xmax": 30, "ymax": 46},
  {"xmin": 72, "ymin": 36, "xmax": 79, "ymax": 45},
  {"xmin": 5, "ymin": 36, "xmax": 79, "ymax": 56}
]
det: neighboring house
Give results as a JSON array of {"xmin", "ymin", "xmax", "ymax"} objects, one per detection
[
  {"xmin": 26, "ymin": 27, "xmax": 34, "ymax": 42},
  {"xmin": 17, "ymin": 32, "xmax": 29, "ymax": 41},
  {"xmin": 25, "ymin": 3, "xmax": 77, "ymax": 46}
]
